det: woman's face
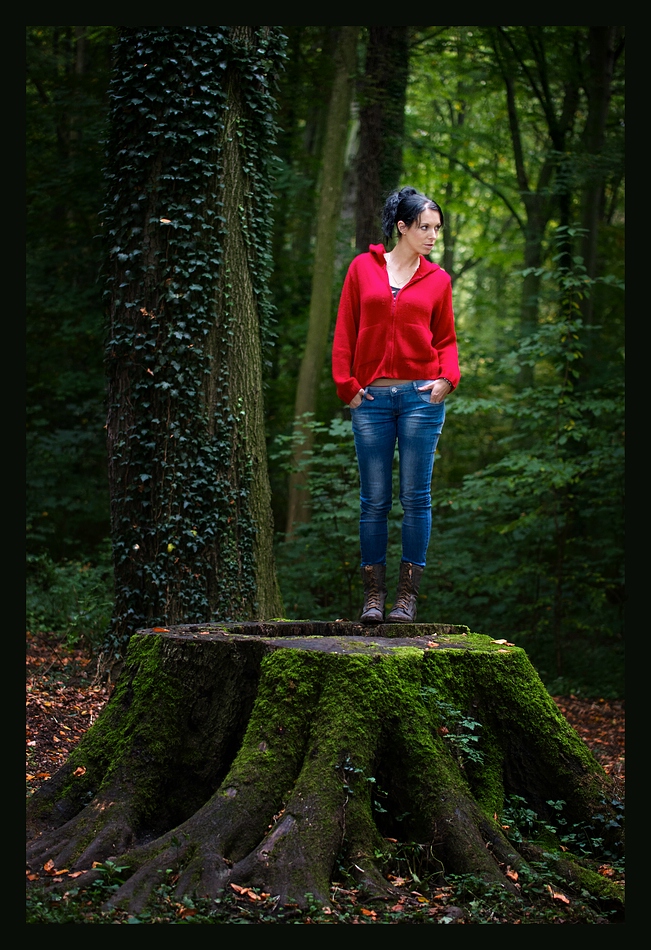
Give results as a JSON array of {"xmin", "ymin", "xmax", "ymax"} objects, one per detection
[{"xmin": 397, "ymin": 208, "xmax": 442, "ymax": 257}]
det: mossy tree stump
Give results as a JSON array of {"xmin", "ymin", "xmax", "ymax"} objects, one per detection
[{"xmin": 26, "ymin": 622, "xmax": 623, "ymax": 913}]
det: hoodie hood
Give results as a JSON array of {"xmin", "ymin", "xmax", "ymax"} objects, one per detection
[{"xmin": 368, "ymin": 243, "xmax": 441, "ymax": 276}]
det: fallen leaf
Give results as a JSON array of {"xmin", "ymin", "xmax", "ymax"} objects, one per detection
[
  {"xmin": 74, "ymin": 766, "xmax": 86, "ymax": 777},
  {"xmin": 230, "ymin": 882, "xmax": 261, "ymax": 900},
  {"xmin": 152, "ymin": 627, "xmax": 170, "ymax": 632},
  {"xmin": 506, "ymin": 867, "xmax": 519, "ymax": 882},
  {"xmin": 43, "ymin": 859, "xmax": 69, "ymax": 876},
  {"xmin": 547, "ymin": 885, "xmax": 570, "ymax": 903}
]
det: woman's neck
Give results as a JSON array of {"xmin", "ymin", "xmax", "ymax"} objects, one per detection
[
  {"xmin": 385, "ymin": 243, "xmax": 420, "ymax": 286},
  {"xmin": 387, "ymin": 242, "xmax": 419, "ymax": 270}
]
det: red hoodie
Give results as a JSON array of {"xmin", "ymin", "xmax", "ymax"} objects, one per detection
[{"xmin": 332, "ymin": 244, "xmax": 460, "ymax": 405}]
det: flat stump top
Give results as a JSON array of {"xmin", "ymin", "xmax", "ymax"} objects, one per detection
[{"xmin": 136, "ymin": 621, "xmax": 517, "ymax": 655}]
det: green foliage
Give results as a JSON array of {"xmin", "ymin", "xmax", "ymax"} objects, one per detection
[
  {"xmin": 271, "ymin": 416, "xmax": 364, "ymax": 620},
  {"xmin": 421, "ymin": 688, "xmax": 484, "ymax": 767},
  {"xmin": 502, "ymin": 794, "xmax": 624, "ymax": 868},
  {"xmin": 26, "ymin": 542, "xmax": 114, "ymax": 652},
  {"xmin": 443, "ymin": 866, "xmax": 622, "ymax": 924},
  {"xmin": 26, "ymin": 26, "xmax": 117, "ymax": 559}
]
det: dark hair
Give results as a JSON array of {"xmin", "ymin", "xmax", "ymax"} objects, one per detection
[{"xmin": 381, "ymin": 186, "xmax": 444, "ymax": 240}]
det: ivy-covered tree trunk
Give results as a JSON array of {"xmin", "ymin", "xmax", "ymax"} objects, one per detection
[
  {"xmin": 103, "ymin": 27, "xmax": 284, "ymax": 648},
  {"xmin": 26, "ymin": 624, "xmax": 623, "ymax": 914}
]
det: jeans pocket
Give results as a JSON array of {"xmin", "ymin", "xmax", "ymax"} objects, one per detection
[{"xmin": 416, "ymin": 381, "xmax": 436, "ymax": 404}]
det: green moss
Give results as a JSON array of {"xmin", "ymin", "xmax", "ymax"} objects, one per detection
[
  {"xmin": 570, "ymin": 862, "xmax": 625, "ymax": 906},
  {"xmin": 220, "ymin": 649, "xmax": 324, "ymax": 796},
  {"xmin": 417, "ymin": 647, "xmax": 610, "ymax": 827}
]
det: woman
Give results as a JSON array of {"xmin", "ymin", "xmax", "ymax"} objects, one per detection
[{"xmin": 332, "ymin": 186, "xmax": 460, "ymax": 623}]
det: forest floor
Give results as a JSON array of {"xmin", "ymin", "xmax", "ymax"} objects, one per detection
[{"xmin": 26, "ymin": 630, "xmax": 625, "ymax": 925}]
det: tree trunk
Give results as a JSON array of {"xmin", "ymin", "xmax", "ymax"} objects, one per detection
[
  {"xmin": 285, "ymin": 26, "xmax": 359, "ymax": 537},
  {"xmin": 355, "ymin": 26, "xmax": 409, "ymax": 252},
  {"xmin": 103, "ymin": 27, "xmax": 284, "ymax": 644},
  {"xmin": 579, "ymin": 26, "xmax": 623, "ymax": 331},
  {"xmin": 27, "ymin": 623, "xmax": 623, "ymax": 914}
]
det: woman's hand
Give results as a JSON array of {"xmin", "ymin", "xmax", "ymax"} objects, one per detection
[
  {"xmin": 349, "ymin": 388, "xmax": 373, "ymax": 409},
  {"xmin": 418, "ymin": 378, "xmax": 453, "ymax": 403}
]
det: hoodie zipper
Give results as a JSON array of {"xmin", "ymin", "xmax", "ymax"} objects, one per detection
[{"xmin": 387, "ymin": 260, "xmax": 427, "ymax": 377}]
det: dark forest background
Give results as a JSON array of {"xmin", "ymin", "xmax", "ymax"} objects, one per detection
[{"xmin": 26, "ymin": 26, "xmax": 625, "ymax": 697}]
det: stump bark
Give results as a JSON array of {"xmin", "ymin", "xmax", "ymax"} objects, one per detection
[{"xmin": 26, "ymin": 622, "xmax": 623, "ymax": 913}]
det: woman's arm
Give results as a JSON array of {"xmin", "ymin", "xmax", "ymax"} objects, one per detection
[
  {"xmin": 332, "ymin": 261, "xmax": 365, "ymax": 404},
  {"xmin": 430, "ymin": 276, "xmax": 460, "ymax": 390}
]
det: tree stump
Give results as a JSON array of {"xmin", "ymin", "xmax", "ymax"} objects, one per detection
[{"xmin": 26, "ymin": 622, "xmax": 623, "ymax": 913}]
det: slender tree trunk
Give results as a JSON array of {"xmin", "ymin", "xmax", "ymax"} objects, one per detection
[
  {"xmin": 285, "ymin": 26, "xmax": 359, "ymax": 537},
  {"xmin": 491, "ymin": 27, "xmax": 583, "ymax": 390},
  {"xmin": 579, "ymin": 26, "xmax": 622, "ymax": 328}
]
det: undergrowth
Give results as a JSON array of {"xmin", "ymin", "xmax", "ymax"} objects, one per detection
[{"xmin": 27, "ymin": 808, "xmax": 624, "ymax": 926}]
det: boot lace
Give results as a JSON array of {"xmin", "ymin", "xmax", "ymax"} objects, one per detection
[
  {"xmin": 363, "ymin": 567, "xmax": 385, "ymax": 611},
  {"xmin": 393, "ymin": 566, "xmax": 415, "ymax": 611}
]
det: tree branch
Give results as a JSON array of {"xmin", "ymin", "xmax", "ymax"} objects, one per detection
[{"xmin": 423, "ymin": 141, "xmax": 525, "ymax": 229}]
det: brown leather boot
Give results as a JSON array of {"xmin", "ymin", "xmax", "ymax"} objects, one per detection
[
  {"xmin": 387, "ymin": 561, "xmax": 424, "ymax": 622},
  {"xmin": 360, "ymin": 564, "xmax": 387, "ymax": 624}
]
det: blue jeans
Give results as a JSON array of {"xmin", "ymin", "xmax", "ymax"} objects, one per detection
[{"xmin": 350, "ymin": 381, "xmax": 446, "ymax": 568}]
